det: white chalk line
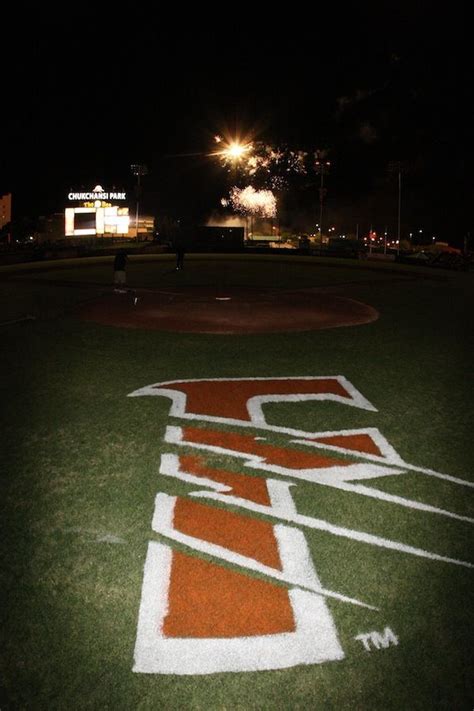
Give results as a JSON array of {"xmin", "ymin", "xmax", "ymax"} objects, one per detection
[
  {"xmin": 163, "ymin": 428, "xmax": 473, "ymax": 525},
  {"xmin": 159, "ymin": 452, "xmax": 473, "ymax": 570},
  {"xmin": 152, "ymin": 493, "xmax": 378, "ymax": 610}
]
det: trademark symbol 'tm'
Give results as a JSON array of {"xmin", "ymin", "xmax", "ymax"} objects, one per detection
[{"xmin": 355, "ymin": 627, "xmax": 399, "ymax": 651}]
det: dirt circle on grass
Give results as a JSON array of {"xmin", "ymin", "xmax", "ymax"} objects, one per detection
[{"xmin": 75, "ymin": 286, "xmax": 378, "ymax": 334}]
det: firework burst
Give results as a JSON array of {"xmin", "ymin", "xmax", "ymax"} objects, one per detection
[{"xmin": 229, "ymin": 185, "xmax": 277, "ymax": 218}]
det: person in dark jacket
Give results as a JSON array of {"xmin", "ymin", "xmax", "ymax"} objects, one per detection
[
  {"xmin": 113, "ymin": 249, "xmax": 128, "ymax": 290},
  {"xmin": 173, "ymin": 232, "xmax": 187, "ymax": 270}
]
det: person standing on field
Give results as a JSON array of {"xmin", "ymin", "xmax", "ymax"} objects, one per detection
[
  {"xmin": 113, "ymin": 249, "xmax": 128, "ymax": 291},
  {"xmin": 173, "ymin": 229, "xmax": 187, "ymax": 270}
]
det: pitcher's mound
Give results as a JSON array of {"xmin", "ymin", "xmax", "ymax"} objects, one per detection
[{"xmin": 76, "ymin": 286, "xmax": 378, "ymax": 334}]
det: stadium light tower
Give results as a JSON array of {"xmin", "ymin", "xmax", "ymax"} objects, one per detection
[{"xmin": 131, "ymin": 164, "xmax": 148, "ymax": 242}]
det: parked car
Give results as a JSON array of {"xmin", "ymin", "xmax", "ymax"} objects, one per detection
[{"xmin": 396, "ymin": 250, "xmax": 433, "ymax": 265}]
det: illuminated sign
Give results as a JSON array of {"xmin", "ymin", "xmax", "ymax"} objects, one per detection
[
  {"xmin": 68, "ymin": 192, "xmax": 127, "ymax": 201},
  {"xmin": 67, "ymin": 185, "xmax": 127, "ymax": 201},
  {"xmin": 65, "ymin": 185, "xmax": 132, "ymax": 237}
]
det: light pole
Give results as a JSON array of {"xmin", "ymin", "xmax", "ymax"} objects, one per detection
[
  {"xmin": 388, "ymin": 161, "xmax": 402, "ymax": 254},
  {"xmin": 213, "ymin": 139, "xmax": 253, "ymax": 239},
  {"xmin": 315, "ymin": 152, "xmax": 331, "ymax": 252},
  {"xmin": 131, "ymin": 164, "xmax": 148, "ymax": 242},
  {"xmin": 397, "ymin": 165, "xmax": 401, "ymax": 254}
]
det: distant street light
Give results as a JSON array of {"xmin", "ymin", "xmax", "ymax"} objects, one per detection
[{"xmin": 131, "ymin": 164, "xmax": 148, "ymax": 242}]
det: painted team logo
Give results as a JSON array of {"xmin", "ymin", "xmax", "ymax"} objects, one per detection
[{"xmin": 129, "ymin": 377, "xmax": 473, "ymax": 675}]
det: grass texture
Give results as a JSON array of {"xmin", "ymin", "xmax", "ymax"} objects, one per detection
[{"xmin": 0, "ymin": 255, "xmax": 473, "ymax": 709}]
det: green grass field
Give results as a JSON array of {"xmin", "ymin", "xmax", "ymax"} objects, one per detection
[{"xmin": 1, "ymin": 254, "xmax": 473, "ymax": 710}]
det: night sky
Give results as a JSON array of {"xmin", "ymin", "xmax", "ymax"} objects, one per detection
[{"xmin": 2, "ymin": 6, "xmax": 472, "ymax": 244}]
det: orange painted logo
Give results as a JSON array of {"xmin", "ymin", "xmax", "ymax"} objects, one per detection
[{"xmin": 131, "ymin": 377, "xmax": 473, "ymax": 675}]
